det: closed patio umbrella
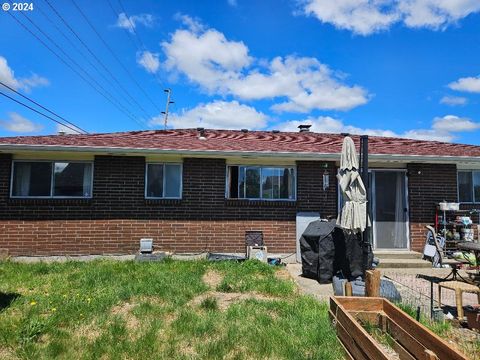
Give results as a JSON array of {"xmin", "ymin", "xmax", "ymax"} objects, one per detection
[{"xmin": 337, "ymin": 136, "xmax": 368, "ymax": 233}]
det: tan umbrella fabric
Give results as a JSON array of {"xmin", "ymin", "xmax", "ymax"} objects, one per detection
[{"xmin": 337, "ymin": 137, "xmax": 368, "ymax": 233}]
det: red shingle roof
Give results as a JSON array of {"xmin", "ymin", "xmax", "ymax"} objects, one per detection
[{"xmin": 0, "ymin": 129, "xmax": 479, "ymax": 158}]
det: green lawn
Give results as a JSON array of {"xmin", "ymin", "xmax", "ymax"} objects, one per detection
[{"xmin": 0, "ymin": 259, "xmax": 343, "ymax": 360}]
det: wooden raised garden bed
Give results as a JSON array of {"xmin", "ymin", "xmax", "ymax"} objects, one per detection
[{"xmin": 329, "ymin": 296, "xmax": 468, "ymax": 360}]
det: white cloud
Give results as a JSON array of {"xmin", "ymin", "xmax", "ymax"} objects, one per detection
[
  {"xmin": 0, "ymin": 56, "xmax": 49, "ymax": 92},
  {"xmin": 277, "ymin": 116, "xmax": 397, "ymax": 137},
  {"xmin": 162, "ymin": 18, "xmax": 368, "ymax": 112},
  {"xmin": 56, "ymin": 123, "xmax": 83, "ymax": 135},
  {"xmin": 0, "ymin": 112, "xmax": 43, "ymax": 133},
  {"xmin": 136, "ymin": 51, "xmax": 160, "ymax": 73},
  {"xmin": 173, "ymin": 14, "xmax": 206, "ymax": 33},
  {"xmin": 163, "ymin": 18, "xmax": 252, "ymax": 91},
  {"xmin": 277, "ymin": 114, "xmax": 480, "ymax": 142},
  {"xmin": 432, "ymin": 114, "xmax": 480, "ymax": 132},
  {"xmin": 440, "ymin": 95, "xmax": 468, "ymax": 106},
  {"xmin": 303, "ymin": 0, "xmax": 398, "ymax": 36},
  {"xmin": 399, "ymin": 0, "xmax": 480, "ymax": 28},
  {"xmin": 301, "ymin": 0, "xmax": 480, "ymax": 35},
  {"xmin": 115, "ymin": 13, "xmax": 154, "ymax": 33},
  {"xmin": 448, "ymin": 76, "xmax": 480, "ymax": 93},
  {"xmin": 151, "ymin": 100, "xmax": 268, "ymax": 130}
]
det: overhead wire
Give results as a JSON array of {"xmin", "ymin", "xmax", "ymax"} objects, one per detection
[
  {"xmin": 108, "ymin": 0, "xmax": 168, "ymax": 94},
  {"xmin": 39, "ymin": 0, "xmax": 153, "ymax": 120},
  {"xmin": 6, "ymin": 9, "xmax": 146, "ymax": 128},
  {"xmin": 0, "ymin": 89, "xmax": 84, "ymax": 134},
  {"xmin": 68, "ymin": 0, "xmax": 162, "ymax": 113},
  {"xmin": 0, "ymin": 80, "xmax": 89, "ymax": 134}
]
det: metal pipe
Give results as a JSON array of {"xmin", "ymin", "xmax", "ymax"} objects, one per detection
[{"xmin": 360, "ymin": 135, "xmax": 372, "ymax": 272}]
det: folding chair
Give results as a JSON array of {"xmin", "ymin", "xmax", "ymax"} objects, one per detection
[{"xmin": 425, "ymin": 225, "xmax": 466, "ymax": 281}]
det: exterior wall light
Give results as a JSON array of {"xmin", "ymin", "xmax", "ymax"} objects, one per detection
[{"xmin": 323, "ymin": 164, "xmax": 330, "ymax": 191}]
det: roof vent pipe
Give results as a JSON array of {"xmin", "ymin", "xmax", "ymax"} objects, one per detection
[
  {"xmin": 196, "ymin": 127, "xmax": 206, "ymax": 140},
  {"xmin": 298, "ymin": 124, "xmax": 312, "ymax": 132},
  {"xmin": 58, "ymin": 131, "xmax": 66, "ymax": 136},
  {"xmin": 241, "ymin": 128, "xmax": 248, "ymax": 133}
]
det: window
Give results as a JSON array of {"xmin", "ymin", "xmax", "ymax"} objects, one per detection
[
  {"xmin": 457, "ymin": 170, "xmax": 480, "ymax": 203},
  {"xmin": 227, "ymin": 165, "xmax": 295, "ymax": 200},
  {"xmin": 11, "ymin": 161, "xmax": 93, "ymax": 198},
  {"xmin": 145, "ymin": 163, "xmax": 182, "ymax": 198}
]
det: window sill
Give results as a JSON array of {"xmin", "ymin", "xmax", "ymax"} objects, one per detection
[
  {"xmin": 225, "ymin": 199, "xmax": 296, "ymax": 207},
  {"xmin": 8, "ymin": 198, "xmax": 92, "ymax": 205},
  {"xmin": 145, "ymin": 198, "xmax": 182, "ymax": 205}
]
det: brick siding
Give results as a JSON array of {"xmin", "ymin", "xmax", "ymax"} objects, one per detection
[
  {"xmin": 407, "ymin": 163, "xmax": 458, "ymax": 251},
  {"xmin": 0, "ymin": 154, "xmax": 336, "ymax": 256},
  {"xmin": 1, "ymin": 153, "xmax": 465, "ymax": 256}
]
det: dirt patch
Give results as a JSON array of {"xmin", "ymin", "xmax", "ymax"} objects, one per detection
[
  {"xmin": 445, "ymin": 326, "xmax": 480, "ymax": 358},
  {"xmin": 189, "ymin": 291, "xmax": 277, "ymax": 311},
  {"xmin": 202, "ymin": 270, "xmax": 223, "ymax": 289},
  {"xmin": 73, "ymin": 321, "xmax": 101, "ymax": 342},
  {"xmin": 110, "ymin": 302, "xmax": 140, "ymax": 331},
  {"xmin": 111, "ymin": 302, "xmax": 135, "ymax": 317},
  {"xmin": 275, "ymin": 268, "xmax": 292, "ymax": 281},
  {"xmin": 0, "ymin": 347, "xmax": 19, "ymax": 360}
]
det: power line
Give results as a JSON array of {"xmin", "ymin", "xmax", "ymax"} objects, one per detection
[
  {"xmin": 69, "ymin": 0, "xmax": 162, "ymax": 113},
  {"xmin": 35, "ymin": 2, "xmax": 137, "ymax": 113},
  {"xmin": 6, "ymin": 9, "xmax": 145, "ymax": 127},
  {"xmin": 0, "ymin": 80, "xmax": 88, "ymax": 134},
  {"xmin": 15, "ymin": 8, "xmax": 144, "ymax": 125},
  {"xmin": 40, "ymin": 0, "xmax": 153, "ymax": 120},
  {"xmin": 0, "ymin": 89, "xmax": 84, "ymax": 134},
  {"xmin": 108, "ymin": 0, "xmax": 167, "ymax": 92}
]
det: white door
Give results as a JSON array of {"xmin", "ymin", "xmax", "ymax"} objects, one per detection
[{"xmin": 372, "ymin": 170, "xmax": 409, "ymax": 250}]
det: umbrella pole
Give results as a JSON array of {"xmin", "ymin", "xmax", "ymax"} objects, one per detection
[{"xmin": 360, "ymin": 135, "xmax": 372, "ymax": 274}]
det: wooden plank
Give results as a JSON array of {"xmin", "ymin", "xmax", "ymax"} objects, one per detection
[
  {"xmin": 330, "ymin": 296, "xmax": 339, "ymax": 316},
  {"xmin": 350, "ymin": 310, "xmax": 383, "ymax": 326},
  {"xmin": 383, "ymin": 299, "xmax": 468, "ymax": 360},
  {"xmin": 329, "ymin": 310, "xmax": 368, "ymax": 360},
  {"xmin": 335, "ymin": 301, "xmax": 390, "ymax": 360},
  {"xmin": 365, "ymin": 270, "xmax": 381, "ymax": 297},
  {"xmin": 391, "ymin": 340, "xmax": 416, "ymax": 360},
  {"xmin": 386, "ymin": 316, "xmax": 427, "ymax": 359},
  {"xmin": 345, "ymin": 282, "xmax": 353, "ymax": 296},
  {"xmin": 333, "ymin": 296, "xmax": 384, "ymax": 312},
  {"xmin": 339, "ymin": 341, "xmax": 355, "ymax": 360},
  {"xmin": 424, "ymin": 349, "xmax": 439, "ymax": 360}
]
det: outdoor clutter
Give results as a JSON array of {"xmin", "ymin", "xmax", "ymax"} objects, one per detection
[
  {"xmin": 308, "ymin": 136, "xmax": 480, "ymax": 359},
  {"xmin": 329, "ymin": 297, "xmax": 469, "ymax": 360}
]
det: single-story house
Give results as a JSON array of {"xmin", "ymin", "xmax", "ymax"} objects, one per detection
[{"xmin": 0, "ymin": 127, "xmax": 479, "ymax": 257}]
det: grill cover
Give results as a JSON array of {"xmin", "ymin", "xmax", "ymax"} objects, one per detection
[{"xmin": 300, "ymin": 220, "xmax": 336, "ymax": 283}]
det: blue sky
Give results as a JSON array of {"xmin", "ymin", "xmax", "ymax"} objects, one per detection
[{"xmin": 1, "ymin": 0, "xmax": 480, "ymax": 144}]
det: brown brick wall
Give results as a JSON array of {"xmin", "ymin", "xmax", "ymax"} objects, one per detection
[
  {"xmin": 297, "ymin": 161, "xmax": 338, "ymax": 217},
  {"xmin": 0, "ymin": 154, "xmax": 335, "ymax": 255},
  {"xmin": 0, "ymin": 220, "xmax": 295, "ymax": 256},
  {"xmin": 407, "ymin": 163, "xmax": 458, "ymax": 251}
]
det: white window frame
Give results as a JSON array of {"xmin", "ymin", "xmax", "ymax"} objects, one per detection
[
  {"xmin": 10, "ymin": 160, "xmax": 94, "ymax": 199},
  {"xmin": 457, "ymin": 170, "xmax": 480, "ymax": 203},
  {"xmin": 145, "ymin": 162, "xmax": 183, "ymax": 199},
  {"xmin": 225, "ymin": 165, "xmax": 297, "ymax": 201}
]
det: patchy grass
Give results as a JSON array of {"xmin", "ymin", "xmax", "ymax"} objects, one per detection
[
  {"xmin": 396, "ymin": 302, "xmax": 479, "ymax": 358},
  {"xmin": 0, "ymin": 259, "xmax": 343, "ymax": 359}
]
